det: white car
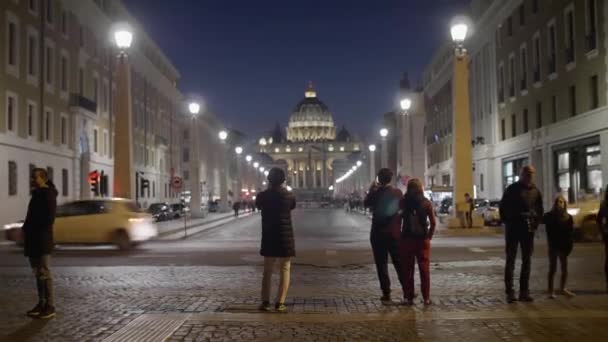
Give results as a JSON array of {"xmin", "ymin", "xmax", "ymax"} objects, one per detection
[
  {"xmin": 474, "ymin": 200, "xmax": 501, "ymax": 226},
  {"xmin": 566, "ymin": 199, "xmax": 601, "ymax": 241},
  {"xmin": 4, "ymin": 198, "xmax": 157, "ymax": 250}
]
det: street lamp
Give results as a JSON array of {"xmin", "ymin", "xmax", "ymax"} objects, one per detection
[
  {"xmin": 368, "ymin": 144, "xmax": 376, "ymax": 183},
  {"xmin": 259, "ymin": 167, "xmax": 265, "ymax": 173},
  {"xmin": 450, "ymin": 16, "xmax": 473, "ymax": 227},
  {"xmin": 188, "ymin": 100, "xmax": 203, "ymax": 218},
  {"xmin": 235, "ymin": 146, "xmax": 243, "ymax": 155},
  {"xmin": 400, "ymin": 97, "xmax": 415, "ymax": 182},
  {"xmin": 219, "ymin": 130, "xmax": 228, "ymax": 141},
  {"xmin": 368, "ymin": 144, "xmax": 376, "ymax": 152},
  {"xmin": 379, "ymin": 128, "xmax": 388, "ymax": 138},
  {"xmin": 379, "ymin": 128, "xmax": 389, "ymax": 168},
  {"xmin": 356, "ymin": 160, "xmax": 362, "ymax": 167},
  {"xmin": 245, "ymin": 155, "xmax": 252, "ymax": 162},
  {"xmin": 253, "ymin": 162, "xmax": 259, "ymax": 168},
  {"xmin": 400, "ymin": 98, "xmax": 412, "ymax": 111},
  {"xmin": 112, "ymin": 22, "xmax": 135, "ymax": 199}
]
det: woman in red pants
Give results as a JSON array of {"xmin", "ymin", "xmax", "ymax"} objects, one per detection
[
  {"xmin": 596, "ymin": 186, "xmax": 608, "ymax": 293},
  {"xmin": 400, "ymin": 178, "xmax": 436, "ymax": 305}
]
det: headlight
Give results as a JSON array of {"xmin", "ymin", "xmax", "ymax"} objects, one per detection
[
  {"xmin": 567, "ymin": 208, "xmax": 580, "ymax": 216},
  {"xmin": 128, "ymin": 217, "xmax": 145, "ymax": 223},
  {"xmin": 4, "ymin": 222, "xmax": 23, "ymax": 230}
]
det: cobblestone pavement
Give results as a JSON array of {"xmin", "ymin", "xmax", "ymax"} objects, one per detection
[{"xmin": 1, "ymin": 247, "xmax": 607, "ymax": 341}]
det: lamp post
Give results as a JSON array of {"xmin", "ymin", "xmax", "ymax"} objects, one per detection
[
  {"xmin": 400, "ymin": 97, "xmax": 414, "ymax": 186},
  {"xmin": 112, "ymin": 23, "xmax": 135, "ymax": 199},
  {"xmin": 218, "ymin": 130, "xmax": 229, "ymax": 212},
  {"xmin": 379, "ymin": 128, "xmax": 389, "ymax": 169},
  {"xmin": 450, "ymin": 18, "xmax": 474, "ymax": 226},
  {"xmin": 368, "ymin": 144, "xmax": 376, "ymax": 183},
  {"xmin": 188, "ymin": 101, "xmax": 203, "ymax": 218},
  {"xmin": 235, "ymin": 146, "xmax": 243, "ymax": 204}
]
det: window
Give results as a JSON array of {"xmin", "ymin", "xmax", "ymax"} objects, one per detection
[
  {"xmin": 62, "ymin": 169, "xmax": 68, "ymax": 196},
  {"xmin": 8, "ymin": 161, "xmax": 17, "ymax": 196},
  {"xmin": 533, "ymin": 34, "xmax": 541, "ymax": 82},
  {"xmin": 60, "ymin": 115, "xmax": 67, "ymax": 145},
  {"xmin": 47, "ymin": 167, "xmax": 53, "ymax": 183},
  {"xmin": 79, "ymin": 25, "xmax": 84, "ymax": 48},
  {"xmin": 532, "ymin": 0, "xmax": 539, "ymax": 13},
  {"xmin": 79, "ymin": 68, "xmax": 84, "ymax": 95},
  {"xmin": 496, "ymin": 27, "xmax": 502, "ymax": 48},
  {"xmin": 103, "ymin": 130, "xmax": 108, "ymax": 156},
  {"xmin": 565, "ymin": 8, "xmax": 575, "ymax": 64},
  {"xmin": 46, "ymin": 0, "xmax": 54, "ymax": 24},
  {"xmin": 27, "ymin": 102, "xmax": 36, "ymax": 137},
  {"xmin": 6, "ymin": 93, "xmax": 17, "ymax": 133},
  {"xmin": 183, "ymin": 148, "xmax": 190, "ymax": 162},
  {"xmin": 519, "ymin": 4, "xmax": 525, "ymax": 26},
  {"xmin": 509, "ymin": 55, "xmax": 515, "ymax": 97},
  {"xmin": 501, "ymin": 119, "xmax": 506, "ymax": 140},
  {"xmin": 511, "ymin": 114, "xmax": 517, "ymax": 137},
  {"xmin": 60, "ymin": 55, "xmax": 67, "ymax": 92},
  {"xmin": 523, "ymin": 109, "xmax": 529, "ymax": 133},
  {"xmin": 44, "ymin": 109, "xmax": 52, "ymax": 141},
  {"xmin": 590, "ymin": 75, "xmax": 599, "ymax": 109},
  {"xmin": 498, "ymin": 64, "xmax": 505, "ymax": 102},
  {"xmin": 586, "ymin": 0, "xmax": 598, "ymax": 51},
  {"xmin": 507, "ymin": 16, "xmax": 513, "ymax": 37},
  {"xmin": 152, "ymin": 181, "xmax": 155, "ymax": 198},
  {"xmin": 548, "ymin": 22, "xmax": 557, "ymax": 74},
  {"xmin": 93, "ymin": 128, "xmax": 98, "ymax": 153},
  {"xmin": 102, "ymin": 82, "xmax": 108, "ymax": 113},
  {"xmin": 552, "ymin": 95, "xmax": 558, "ymax": 123},
  {"xmin": 535, "ymin": 101, "xmax": 542, "ymax": 129},
  {"xmin": 61, "ymin": 11, "xmax": 67, "ymax": 36},
  {"xmin": 29, "ymin": 0, "xmax": 38, "ymax": 13},
  {"xmin": 7, "ymin": 21, "xmax": 17, "ymax": 67},
  {"xmin": 503, "ymin": 158, "xmax": 529, "ymax": 188},
  {"xmin": 480, "ymin": 173, "xmax": 484, "ymax": 192},
  {"xmin": 45, "ymin": 44, "xmax": 53, "ymax": 85},
  {"xmin": 27, "ymin": 32, "xmax": 38, "ymax": 77},
  {"xmin": 93, "ymin": 76, "xmax": 99, "ymax": 110},
  {"xmin": 569, "ymin": 85, "xmax": 576, "ymax": 116},
  {"xmin": 520, "ymin": 46, "xmax": 528, "ymax": 91}
]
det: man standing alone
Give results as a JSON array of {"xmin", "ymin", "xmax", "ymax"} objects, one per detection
[
  {"xmin": 500, "ymin": 165, "xmax": 543, "ymax": 303},
  {"xmin": 23, "ymin": 168, "xmax": 58, "ymax": 319}
]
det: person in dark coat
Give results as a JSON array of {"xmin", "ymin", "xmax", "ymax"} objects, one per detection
[
  {"xmin": 596, "ymin": 185, "xmax": 608, "ymax": 293},
  {"xmin": 233, "ymin": 201, "xmax": 240, "ymax": 217},
  {"xmin": 499, "ymin": 165, "xmax": 544, "ymax": 303},
  {"xmin": 363, "ymin": 168, "xmax": 405, "ymax": 304},
  {"xmin": 255, "ymin": 168, "xmax": 296, "ymax": 313},
  {"xmin": 22, "ymin": 168, "xmax": 58, "ymax": 319},
  {"xmin": 543, "ymin": 195, "xmax": 574, "ymax": 298}
]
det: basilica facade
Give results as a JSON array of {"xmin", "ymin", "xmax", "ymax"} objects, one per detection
[{"xmin": 257, "ymin": 83, "xmax": 362, "ymax": 198}]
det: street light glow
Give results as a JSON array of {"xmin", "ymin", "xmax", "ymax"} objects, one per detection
[
  {"xmin": 264, "ymin": 170, "xmax": 269, "ymax": 176},
  {"xmin": 245, "ymin": 155, "xmax": 252, "ymax": 162},
  {"xmin": 259, "ymin": 138, "xmax": 267, "ymax": 146},
  {"xmin": 380, "ymin": 128, "xmax": 388, "ymax": 138},
  {"xmin": 451, "ymin": 23, "xmax": 468, "ymax": 43},
  {"xmin": 259, "ymin": 167, "xmax": 265, "ymax": 172},
  {"xmin": 114, "ymin": 27, "xmax": 133, "ymax": 49},
  {"xmin": 329, "ymin": 185, "xmax": 334, "ymax": 191},
  {"xmin": 235, "ymin": 146, "xmax": 243, "ymax": 155},
  {"xmin": 356, "ymin": 160, "xmax": 362, "ymax": 167},
  {"xmin": 368, "ymin": 144, "xmax": 376, "ymax": 152},
  {"xmin": 400, "ymin": 98, "xmax": 412, "ymax": 111},
  {"xmin": 188, "ymin": 102, "xmax": 200, "ymax": 115},
  {"xmin": 218, "ymin": 130, "xmax": 228, "ymax": 141},
  {"xmin": 253, "ymin": 162, "xmax": 259, "ymax": 168}
]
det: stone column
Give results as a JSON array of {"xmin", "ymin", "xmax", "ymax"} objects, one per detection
[
  {"xmin": 113, "ymin": 54, "xmax": 134, "ymax": 199},
  {"xmin": 302, "ymin": 162, "xmax": 307, "ymax": 189},
  {"xmin": 312, "ymin": 161, "xmax": 318, "ymax": 189}
]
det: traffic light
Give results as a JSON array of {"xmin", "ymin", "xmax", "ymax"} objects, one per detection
[
  {"xmin": 141, "ymin": 178, "xmax": 150, "ymax": 197},
  {"xmin": 88, "ymin": 170, "xmax": 100, "ymax": 196}
]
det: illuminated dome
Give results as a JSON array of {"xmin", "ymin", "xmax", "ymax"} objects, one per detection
[{"xmin": 287, "ymin": 82, "xmax": 336, "ymax": 142}]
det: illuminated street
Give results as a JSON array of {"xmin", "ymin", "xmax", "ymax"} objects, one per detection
[{"xmin": 1, "ymin": 209, "xmax": 607, "ymax": 341}]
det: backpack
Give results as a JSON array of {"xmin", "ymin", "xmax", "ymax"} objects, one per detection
[
  {"xmin": 371, "ymin": 188, "xmax": 399, "ymax": 226},
  {"xmin": 404, "ymin": 202, "xmax": 429, "ymax": 239}
]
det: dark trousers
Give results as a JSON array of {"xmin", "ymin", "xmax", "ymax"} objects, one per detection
[
  {"xmin": 548, "ymin": 248, "xmax": 568, "ymax": 291},
  {"xmin": 29, "ymin": 255, "xmax": 54, "ymax": 307},
  {"xmin": 604, "ymin": 239, "xmax": 608, "ymax": 284},
  {"xmin": 370, "ymin": 231, "xmax": 404, "ymax": 296},
  {"xmin": 504, "ymin": 230, "xmax": 534, "ymax": 296},
  {"xmin": 465, "ymin": 211, "xmax": 472, "ymax": 228},
  {"xmin": 401, "ymin": 237, "xmax": 431, "ymax": 300}
]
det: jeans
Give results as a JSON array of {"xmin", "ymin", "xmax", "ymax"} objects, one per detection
[
  {"xmin": 465, "ymin": 211, "xmax": 472, "ymax": 228},
  {"xmin": 29, "ymin": 255, "xmax": 54, "ymax": 307},
  {"xmin": 548, "ymin": 249, "xmax": 568, "ymax": 291},
  {"xmin": 400, "ymin": 238, "xmax": 431, "ymax": 300},
  {"xmin": 504, "ymin": 230, "xmax": 535, "ymax": 296},
  {"xmin": 370, "ymin": 231, "xmax": 404, "ymax": 296},
  {"xmin": 261, "ymin": 257, "xmax": 291, "ymax": 304}
]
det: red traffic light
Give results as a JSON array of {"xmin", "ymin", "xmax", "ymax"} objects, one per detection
[{"xmin": 88, "ymin": 170, "xmax": 100, "ymax": 184}]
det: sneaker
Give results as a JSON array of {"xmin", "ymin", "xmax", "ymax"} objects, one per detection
[
  {"xmin": 506, "ymin": 293, "xmax": 518, "ymax": 304},
  {"xmin": 380, "ymin": 295, "xmax": 392, "ymax": 305},
  {"xmin": 518, "ymin": 294, "xmax": 534, "ymax": 302},
  {"xmin": 258, "ymin": 301, "xmax": 272, "ymax": 312},
  {"xmin": 275, "ymin": 303, "xmax": 288, "ymax": 313},
  {"xmin": 26, "ymin": 303, "xmax": 44, "ymax": 317},
  {"xmin": 423, "ymin": 299, "xmax": 433, "ymax": 306},
  {"xmin": 38, "ymin": 305, "xmax": 56, "ymax": 319},
  {"xmin": 559, "ymin": 289, "xmax": 575, "ymax": 297}
]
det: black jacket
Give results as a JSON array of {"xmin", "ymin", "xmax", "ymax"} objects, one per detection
[
  {"xmin": 22, "ymin": 183, "xmax": 58, "ymax": 257},
  {"xmin": 543, "ymin": 211, "xmax": 573, "ymax": 255},
  {"xmin": 499, "ymin": 181, "xmax": 543, "ymax": 233},
  {"xmin": 256, "ymin": 186, "xmax": 296, "ymax": 257}
]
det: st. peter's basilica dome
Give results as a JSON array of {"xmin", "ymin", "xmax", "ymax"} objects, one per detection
[{"xmin": 286, "ymin": 82, "xmax": 336, "ymax": 142}]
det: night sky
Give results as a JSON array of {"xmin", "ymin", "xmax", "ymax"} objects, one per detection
[{"xmin": 122, "ymin": 0, "xmax": 470, "ymax": 140}]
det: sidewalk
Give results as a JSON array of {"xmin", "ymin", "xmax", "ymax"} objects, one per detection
[{"xmin": 155, "ymin": 211, "xmax": 257, "ymax": 240}]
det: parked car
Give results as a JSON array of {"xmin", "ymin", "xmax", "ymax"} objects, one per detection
[
  {"xmin": 147, "ymin": 202, "xmax": 173, "ymax": 221},
  {"xmin": 170, "ymin": 203, "xmax": 190, "ymax": 219},
  {"xmin": 3, "ymin": 199, "xmax": 157, "ymax": 250},
  {"xmin": 208, "ymin": 201, "xmax": 219, "ymax": 213},
  {"xmin": 474, "ymin": 200, "xmax": 501, "ymax": 226},
  {"xmin": 566, "ymin": 199, "xmax": 601, "ymax": 241}
]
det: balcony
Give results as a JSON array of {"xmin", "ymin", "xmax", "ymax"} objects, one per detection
[{"xmin": 69, "ymin": 94, "xmax": 97, "ymax": 117}]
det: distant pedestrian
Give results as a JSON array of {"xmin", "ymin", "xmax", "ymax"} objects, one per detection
[
  {"xmin": 22, "ymin": 168, "xmax": 58, "ymax": 319},
  {"xmin": 596, "ymin": 185, "xmax": 608, "ymax": 293},
  {"xmin": 499, "ymin": 165, "xmax": 543, "ymax": 303},
  {"xmin": 543, "ymin": 195, "xmax": 574, "ymax": 298},
  {"xmin": 233, "ymin": 201, "xmax": 240, "ymax": 217},
  {"xmin": 255, "ymin": 168, "xmax": 296, "ymax": 313},
  {"xmin": 363, "ymin": 168, "xmax": 405, "ymax": 304},
  {"xmin": 400, "ymin": 178, "xmax": 436, "ymax": 306},
  {"xmin": 464, "ymin": 193, "xmax": 473, "ymax": 228}
]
